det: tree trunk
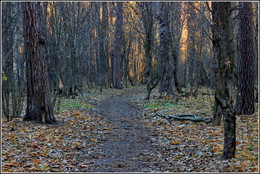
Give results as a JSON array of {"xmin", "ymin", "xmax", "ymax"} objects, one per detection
[
  {"xmin": 102, "ymin": 2, "xmax": 109, "ymax": 89},
  {"xmin": 113, "ymin": 2, "xmax": 123, "ymax": 89},
  {"xmin": 95, "ymin": 2, "xmax": 103, "ymax": 91},
  {"xmin": 173, "ymin": 47, "xmax": 182, "ymax": 93},
  {"xmin": 23, "ymin": 2, "xmax": 56, "ymax": 124},
  {"xmin": 96, "ymin": 2, "xmax": 109, "ymax": 92},
  {"xmin": 212, "ymin": 100, "xmax": 222, "ymax": 126},
  {"xmin": 157, "ymin": 2, "xmax": 175, "ymax": 96},
  {"xmin": 235, "ymin": 2, "xmax": 255, "ymax": 115},
  {"xmin": 212, "ymin": 2, "xmax": 236, "ymax": 159}
]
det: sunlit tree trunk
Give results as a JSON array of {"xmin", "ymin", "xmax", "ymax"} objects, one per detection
[{"xmin": 23, "ymin": 2, "xmax": 56, "ymax": 124}]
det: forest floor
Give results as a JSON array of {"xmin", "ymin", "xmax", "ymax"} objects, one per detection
[
  {"xmin": 1, "ymin": 86, "xmax": 259, "ymax": 172},
  {"xmin": 80, "ymin": 87, "xmax": 167, "ymax": 172}
]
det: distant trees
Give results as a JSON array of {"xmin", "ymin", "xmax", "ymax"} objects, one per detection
[
  {"xmin": 2, "ymin": 2, "xmax": 25, "ymax": 121},
  {"xmin": 177, "ymin": 2, "xmax": 213, "ymax": 95},
  {"xmin": 2, "ymin": 3, "xmax": 15, "ymax": 121},
  {"xmin": 16, "ymin": 2, "xmax": 219, "ymax": 97},
  {"xmin": 1, "ymin": 2, "xmax": 26, "ymax": 121},
  {"xmin": 235, "ymin": 2, "xmax": 255, "ymax": 115},
  {"xmin": 134, "ymin": 2, "xmax": 158, "ymax": 99},
  {"xmin": 23, "ymin": 2, "xmax": 56, "ymax": 123},
  {"xmin": 44, "ymin": 2, "xmax": 91, "ymax": 98}
]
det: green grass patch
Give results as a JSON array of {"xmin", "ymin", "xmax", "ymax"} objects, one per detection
[
  {"xmin": 60, "ymin": 100, "xmax": 92, "ymax": 110},
  {"xmin": 55, "ymin": 110, "xmax": 61, "ymax": 114},
  {"xmin": 248, "ymin": 144, "xmax": 255, "ymax": 151}
]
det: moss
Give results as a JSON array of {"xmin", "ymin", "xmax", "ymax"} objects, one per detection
[
  {"xmin": 61, "ymin": 100, "xmax": 92, "ymax": 110},
  {"xmin": 55, "ymin": 110, "xmax": 61, "ymax": 114}
]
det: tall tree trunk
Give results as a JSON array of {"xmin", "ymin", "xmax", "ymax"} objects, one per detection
[
  {"xmin": 23, "ymin": 2, "xmax": 56, "ymax": 124},
  {"xmin": 123, "ymin": 34, "xmax": 131, "ymax": 88},
  {"xmin": 212, "ymin": 2, "xmax": 236, "ymax": 159},
  {"xmin": 157, "ymin": 2, "xmax": 175, "ymax": 96},
  {"xmin": 95, "ymin": 2, "xmax": 103, "ymax": 91},
  {"xmin": 96, "ymin": 2, "xmax": 109, "ymax": 92},
  {"xmin": 235, "ymin": 2, "xmax": 255, "ymax": 115},
  {"xmin": 172, "ymin": 43, "xmax": 182, "ymax": 93},
  {"xmin": 102, "ymin": 2, "xmax": 109, "ymax": 89},
  {"xmin": 113, "ymin": 2, "xmax": 123, "ymax": 89}
]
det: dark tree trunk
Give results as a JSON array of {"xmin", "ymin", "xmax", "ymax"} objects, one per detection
[
  {"xmin": 212, "ymin": 100, "xmax": 222, "ymax": 126},
  {"xmin": 95, "ymin": 2, "xmax": 103, "ymax": 91},
  {"xmin": 157, "ymin": 2, "xmax": 175, "ymax": 96},
  {"xmin": 169, "ymin": 2, "xmax": 183, "ymax": 93},
  {"xmin": 212, "ymin": 2, "xmax": 236, "ymax": 159},
  {"xmin": 222, "ymin": 106, "xmax": 236, "ymax": 159},
  {"xmin": 235, "ymin": 2, "xmax": 255, "ymax": 115},
  {"xmin": 173, "ymin": 48, "xmax": 182, "ymax": 93},
  {"xmin": 23, "ymin": 2, "xmax": 56, "ymax": 124},
  {"xmin": 113, "ymin": 2, "xmax": 123, "ymax": 89},
  {"xmin": 123, "ymin": 34, "xmax": 131, "ymax": 88},
  {"xmin": 102, "ymin": 2, "xmax": 109, "ymax": 89}
]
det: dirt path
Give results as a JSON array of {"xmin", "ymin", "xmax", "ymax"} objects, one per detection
[{"xmin": 85, "ymin": 88, "xmax": 163, "ymax": 172}]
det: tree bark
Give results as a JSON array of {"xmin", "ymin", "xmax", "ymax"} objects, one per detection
[
  {"xmin": 157, "ymin": 2, "xmax": 175, "ymax": 96},
  {"xmin": 23, "ymin": 2, "xmax": 56, "ymax": 124},
  {"xmin": 113, "ymin": 2, "xmax": 123, "ymax": 89},
  {"xmin": 235, "ymin": 2, "xmax": 255, "ymax": 115},
  {"xmin": 212, "ymin": 2, "xmax": 236, "ymax": 159}
]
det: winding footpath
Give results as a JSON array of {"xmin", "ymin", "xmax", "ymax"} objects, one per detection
[{"xmin": 87, "ymin": 89, "xmax": 163, "ymax": 172}]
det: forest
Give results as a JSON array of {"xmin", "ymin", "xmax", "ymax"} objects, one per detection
[{"xmin": 1, "ymin": 1, "xmax": 259, "ymax": 172}]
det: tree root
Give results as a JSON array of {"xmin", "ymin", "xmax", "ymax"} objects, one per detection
[{"xmin": 155, "ymin": 112, "xmax": 212, "ymax": 124}]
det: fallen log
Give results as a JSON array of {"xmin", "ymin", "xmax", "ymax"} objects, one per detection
[{"xmin": 155, "ymin": 112, "xmax": 212, "ymax": 123}]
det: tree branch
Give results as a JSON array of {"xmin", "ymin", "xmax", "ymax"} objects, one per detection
[{"xmin": 155, "ymin": 112, "xmax": 212, "ymax": 123}]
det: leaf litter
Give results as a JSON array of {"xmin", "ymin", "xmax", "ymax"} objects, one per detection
[
  {"xmin": 136, "ymin": 87, "xmax": 259, "ymax": 172},
  {"xmin": 2, "ymin": 102, "xmax": 111, "ymax": 172},
  {"xmin": 1, "ymin": 86, "xmax": 259, "ymax": 172}
]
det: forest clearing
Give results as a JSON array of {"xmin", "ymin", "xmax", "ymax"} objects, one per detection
[{"xmin": 1, "ymin": 1, "xmax": 259, "ymax": 173}]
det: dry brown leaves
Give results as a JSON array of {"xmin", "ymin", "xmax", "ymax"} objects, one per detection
[
  {"xmin": 2, "ymin": 108, "xmax": 109, "ymax": 172},
  {"xmin": 137, "ymin": 88, "xmax": 259, "ymax": 172},
  {"xmin": 1, "ymin": 86, "xmax": 259, "ymax": 172}
]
